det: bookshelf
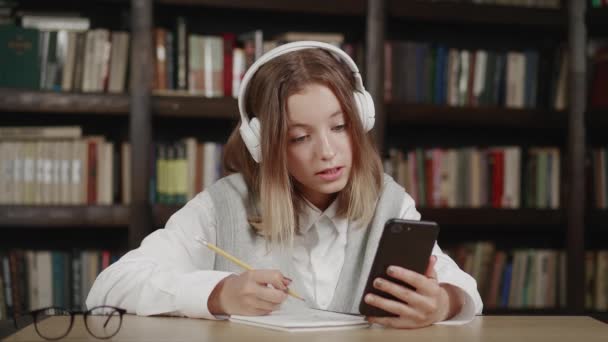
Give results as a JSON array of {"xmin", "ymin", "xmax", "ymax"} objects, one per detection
[
  {"xmin": 387, "ymin": 104, "xmax": 567, "ymax": 129},
  {"xmin": 0, "ymin": 0, "xmax": 600, "ymax": 316},
  {"xmin": 388, "ymin": 1, "xmax": 566, "ymax": 29},
  {"xmin": 0, "ymin": 205, "xmax": 129, "ymax": 228}
]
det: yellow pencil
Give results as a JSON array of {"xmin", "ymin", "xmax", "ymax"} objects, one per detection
[{"xmin": 194, "ymin": 236, "xmax": 305, "ymax": 301}]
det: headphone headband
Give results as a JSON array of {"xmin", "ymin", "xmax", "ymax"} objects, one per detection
[
  {"xmin": 237, "ymin": 41, "xmax": 365, "ymax": 130},
  {"xmin": 237, "ymin": 40, "xmax": 374, "ymax": 163}
]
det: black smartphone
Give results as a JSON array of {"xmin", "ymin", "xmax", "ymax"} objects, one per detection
[{"xmin": 359, "ymin": 219, "xmax": 440, "ymax": 317}]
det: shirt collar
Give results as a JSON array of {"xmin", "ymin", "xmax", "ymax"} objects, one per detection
[{"xmin": 298, "ymin": 197, "xmax": 347, "ymax": 235}]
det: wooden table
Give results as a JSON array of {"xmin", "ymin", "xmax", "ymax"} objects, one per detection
[{"xmin": 5, "ymin": 315, "xmax": 608, "ymax": 341}]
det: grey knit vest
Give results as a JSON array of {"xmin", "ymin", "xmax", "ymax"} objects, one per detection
[{"xmin": 206, "ymin": 173, "xmax": 405, "ymax": 314}]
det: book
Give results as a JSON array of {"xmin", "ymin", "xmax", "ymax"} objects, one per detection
[
  {"xmin": 229, "ymin": 308, "xmax": 369, "ymax": 332},
  {"xmin": 0, "ymin": 25, "xmax": 40, "ymax": 89}
]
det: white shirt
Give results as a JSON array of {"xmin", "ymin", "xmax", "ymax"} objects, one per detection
[{"xmin": 86, "ymin": 190, "xmax": 483, "ymax": 324}]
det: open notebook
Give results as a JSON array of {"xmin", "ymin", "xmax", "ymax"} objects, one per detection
[{"xmin": 229, "ymin": 308, "xmax": 370, "ymax": 332}]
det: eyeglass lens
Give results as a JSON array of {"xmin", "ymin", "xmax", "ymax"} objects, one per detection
[
  {"xmin": 85, "ymin": 306, "xmax": 123, "ymax": 339},
  {"xmin": 34, "ymin": 307, "xmax": 72, "ymax": 340}
]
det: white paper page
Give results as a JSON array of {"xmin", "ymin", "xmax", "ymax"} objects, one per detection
[{"xmin": 229, "ymin": 308, "xmax": 370, "ymax": 332}]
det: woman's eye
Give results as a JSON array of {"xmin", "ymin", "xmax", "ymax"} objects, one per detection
[
  {"xmin": 333, "ymin": 124, "xmax": 346, "ymax": 131},
  {"xmin": 290, "ymin": 135, "xmax": 308, "ymax": 143}
]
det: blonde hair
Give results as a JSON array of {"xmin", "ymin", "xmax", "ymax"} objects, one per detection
[{"xmin": 223, "ymin": 48, "xmax": 383, "ymax": 247}]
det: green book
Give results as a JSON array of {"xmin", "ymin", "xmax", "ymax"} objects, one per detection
[
  {"xmin": 537, "ymin": 150, "xmax": 547, "ymax": 209},
  {"xmin": 0, "ymin": 25, "xmax": 40, "ymax": 89}
]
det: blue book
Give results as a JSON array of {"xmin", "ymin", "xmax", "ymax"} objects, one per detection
[
  {"xmin": 415, "ymin": 44, "xmax": 428, "ymax": 103},
  {"xmin": 434, "ymin": 46, "xmax": 447, "ymax": 105},
  {"xmin": 500, "ymin": 262, "xmax": 513, "ymax": 307}
]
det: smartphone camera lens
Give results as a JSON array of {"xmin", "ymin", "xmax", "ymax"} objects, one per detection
[{"xmin": 390, "ymin": 225, "xmax": 403, "ymax": 233}]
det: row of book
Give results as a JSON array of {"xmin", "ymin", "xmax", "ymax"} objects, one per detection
[
  {"xmin": 148, "ymin": 140, "xmax": 224, "ymax": 205},
  {"xmin": 385, "ymin": 42, "xmax": 567, "ymax": 110},
  {"xmin": 152, "ymin": 18, "xmax": 356, "ymax": 97},
  {"xmin": 447, "ymin": 243, "xmax": 608, "ymax": 311},
  {"xmin": 0, "ymin": 127, "xmax": 117, "ymax": 205},
  {"xmin": 0, "ymin": 249, "xmax": 122, "ymax": 320},
  {"xmin": 589, "ymin": 42, "xmax": 608, "ymax": 109},
  {"xmin": 0, "ymin": 16, "xmax": 130, "ymax": 92},
  {"xmin": 592, "ymin": 148, "xmax": 608, "ymax": 209},
  {"xmin": 590, "ymin": 0, "xmax": 608, "ymax": 8},
  {"xmin": 445, "ymin": 243, "xmax": 568, "ymax": 309},
  {"xmin": 384, "ymin": 146, "xmax": 560, "ymax": 209},
  {"xmin": 418, "ymin": 0, "xmax": 561, "ymax": 7}
]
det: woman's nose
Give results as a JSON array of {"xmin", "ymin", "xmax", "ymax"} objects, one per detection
[{"xmin": 317, "ymin": 133, "xmax": 336, "ymax": 160}]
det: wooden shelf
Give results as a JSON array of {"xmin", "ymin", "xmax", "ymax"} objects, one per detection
[
  {"xmin": 419, "ymin": 208, "xmax": 564, "ymax": 226},
  {"xmin": 0, "ymin": 89, "xmax": 240, "ymax": 119},
  {"xmin": 0, "ymin": 205, "xmax": 129, "ymax": 228},
  {"xmin": 587, "ymin": 210, "xmax": 608, "ymax": 227},
  {"xmin": 0, "ymin": 88, "xmax": 130, "ymax": 115},
  {"xmin": 153, "ymin": 95, "xmax": 239, "ymax": 119},
  {"xmin": 389, "ymin": 2, "xmax": 565, "ymax": 29},
  {"xmin": 387, "ymin": 103, "xmax": 566, "ymax": 128},
  {"xmin": 155, "ymin": 0, "xmax": 366, "ymax": 15},
  {"xmin": 153, "ymin": 205, "xmax": 564, "ymax": 228},
  {"xmin": 587, "ymin": 108, "xmax": 608, "ymax": 128}
]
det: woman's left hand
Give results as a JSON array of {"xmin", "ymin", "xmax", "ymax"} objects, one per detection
[{"xmin": 364, "ymin": 255, "xmax": 454, "ymax": 329}]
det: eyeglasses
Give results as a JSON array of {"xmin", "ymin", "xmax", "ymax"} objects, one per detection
[{"xmin": 14, "ymin": 306, "xmax": 126, "ymax": 340}]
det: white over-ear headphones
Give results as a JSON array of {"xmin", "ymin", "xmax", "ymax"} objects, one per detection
[{"xmin": 237, "ymin": 41, "xmax": 375, "ymax": 163}]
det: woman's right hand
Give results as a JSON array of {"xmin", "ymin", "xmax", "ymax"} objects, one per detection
[{"xmin": 207, "ymin": 270, "xmax": 291, "ymax": 315}]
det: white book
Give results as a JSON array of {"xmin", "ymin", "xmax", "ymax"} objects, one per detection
[
  {"xmin": 36, "ymin": 251, "xmax": 53, "ymax": 309},
  {"xmin": 108, "ymin": 32, "xmax": 130, "ymax": 93},
  {"xmin": 26, "ymin": 251, "xmax": 39, "ymax": 311},
  {"xmin": 203, "ymin": 142, "xmax": 217, "ymax": 189},
  {"xmin": 470, "ymin": 149, "xmax": 481, "ymax": 208},
  {"xmin": 232, "ymin": 48, "xmax": 245, "ymax": 98},
  {"xmin": 22, "ymin": 15, "xmax": 90, "ymax": 31},
  {"xmin": 82, "ymin": 31, "xmax": 96, "ymax": 92},
  {"xmin": 121, "ymin": 143, "xmax": 131, "ymax": 205},
  {"xmin": 458, "ymin": 50, "xmax": 470, "ymax": 106},
  {"xmin": 506, "ymin": 52, "xmax": 526, "ymax": 108},
  {"xmin": 447, "ymin": 49, "xmax": 460, "ymax": 106},
  {"xmin": 502, "ymin": 147, "xmax": 521, "ymax": 208},
  {"xmin": 550, "ymin": 148, "xmax": 560, "ymax": 209},
  {"xmin": 473, "ymin": 50, "xmax": 487, "ymax": 105},
  {"xmin": 229, "ymin": 308, "xmax": 369, "ymax": 332},
  {"xmin": 61, "ymin": 31, "xmax": 78, "ymax": 91}
]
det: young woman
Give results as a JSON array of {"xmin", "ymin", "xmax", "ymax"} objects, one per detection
[{"xmin": 87, "ymin": 41, "xmax": 482, "ymax": 329}]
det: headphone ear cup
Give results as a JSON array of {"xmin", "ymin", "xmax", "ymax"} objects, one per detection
[
  {"xmin": 249, "ymin": 117, "xmax": 261, "ymax": 141},
  {"xmin": 239, "ymin": 117, "xmax": 262, "ymax": 163},
  {"xmin": 353, "ymin": 91, "xmax": 375, "ymax": 131}
]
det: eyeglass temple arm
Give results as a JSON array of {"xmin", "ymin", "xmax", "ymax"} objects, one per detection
[{"xmin": 103, "ymin": 315, "xmax": 112, "ymax": 328}]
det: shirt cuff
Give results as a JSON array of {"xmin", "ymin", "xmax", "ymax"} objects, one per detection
[
  {"xmin": 434, "ymin": 286, "xmax": 477, "ymax": 325},
  {"xmin": 175, "ymin": 270, "xmax": 233, "ymax": 319}
]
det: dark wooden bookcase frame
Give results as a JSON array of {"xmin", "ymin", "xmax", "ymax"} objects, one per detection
[{"xmin": 0, "ymin": 0, "xmax": 597, "ymax": 315}]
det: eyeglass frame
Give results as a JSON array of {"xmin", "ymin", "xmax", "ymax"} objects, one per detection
[{"xmin": 13, "ymin": 305, "xmax": 127, "ymax": 340}]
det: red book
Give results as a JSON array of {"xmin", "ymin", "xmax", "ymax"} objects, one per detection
[
  {"xmin": 222, "ymin": 33, "xmax": 236, "ymax": 97},
  {"xmin": 87, "ymin": 140, "xmax": 98, "ymax": 205},
  {"xmin": 591, "ymin": 47, "xmax": 608, "ymax": 108},
  {"xmin": 491, "ymin": 149, "xmax": 504, "ymax": 208},
  {"xmin": 425, "ymin": 150, "xmax": 434, "ymax": 208},
  {"xmin": 101, "ymin": 251, "xmax": 111, "ymax": 270},
  {"xmin": 154, "ymin": 28, "xmax": 167, "ymax": 90}
]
